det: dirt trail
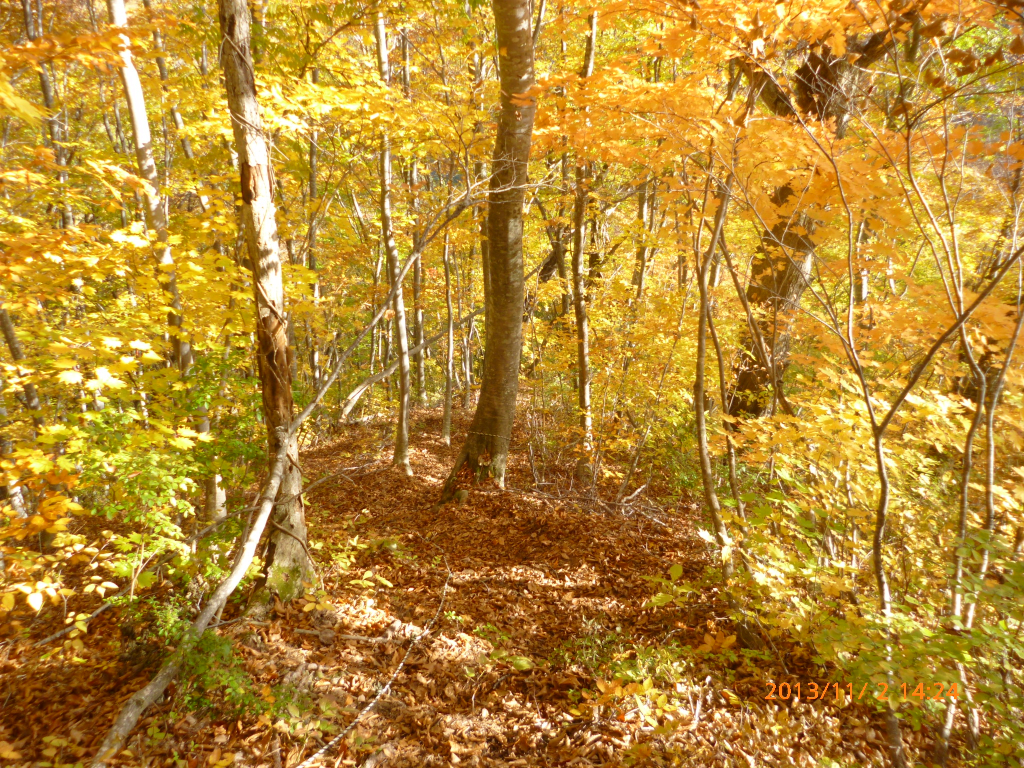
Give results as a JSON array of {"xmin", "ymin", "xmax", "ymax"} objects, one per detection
[{"xmin": 286, "ymin": 411, "xmax": 712, "ymax": 766}]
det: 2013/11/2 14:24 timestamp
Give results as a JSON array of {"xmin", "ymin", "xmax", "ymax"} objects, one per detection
[{"xmin": 765, "ymin": 681, "xmax": 959, "ymax": 703}]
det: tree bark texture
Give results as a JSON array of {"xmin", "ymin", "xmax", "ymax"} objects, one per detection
[
  {"xmin": 107, "ymin": 0, "xmax": 190, "ymax": 372},
  {"xmin": 219, "ymin": 0, "xmax": 311, "ymax": 600},
  {"xmin": 375, "ymin": 13, "xmax": 413, "ymax": 476},
  {"xmin": 571, "ymin": 11, "xmax": 597, "ymax": 474},
  {"xmin": 443, "ymin": 234, "xmax": 455, "ymax": 444},
  {"xmin": 441, "ymin": 0, "xmax": 536, "ymax": 496}
]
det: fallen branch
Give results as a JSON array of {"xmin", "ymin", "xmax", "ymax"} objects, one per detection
[
  {"xmin": 340, "ymin": 307, "xmax": 482, "ymax": 419},
  {"xmin": 292, "ymin": 628, "xmax": 397, "ymax": 645},
  {"xmin": 91, "ymin": 241, "xmax": 441, "ymax": 766},
  {"xmin": 93, "ymin": 429, "xmax": 294, "ymax": 766},
  {"xmin": 33, "ymin": 593, "xmax": 122, "ymax": 648}
]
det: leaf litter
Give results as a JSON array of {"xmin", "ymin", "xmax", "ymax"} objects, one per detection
[{"xmin": 0, "ymin": 411, "xmax": 930, "ymax": 766}]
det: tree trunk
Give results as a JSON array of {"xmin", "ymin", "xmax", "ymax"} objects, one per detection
[
  {"xmin": 0, "ymin": 306, "xmax": 44, "ymax": 430},
  {"xmin": 633, "ymin": 178, "xmax": 649, "ymax": 300},
  {"xmin": 571, "ymin": 162, "xmax": 593, "ymax": 475},
  {"xmin": 440, "ymin": 0, "xmax": 536, "ymax": 497},
  {"xmin": 402, "ymin": 35, "xmax": 428, "ymax": 408},
  {"xmin": 106, "ymin": 0, "xmax": 190, "ymax": 373},
  {"xmin": 412, "ymin": 165, "xmax": 427, "ymax": 407},
  {"xmin": 0, "ymin": 376, "xmax": 28, "ymax": 519},
  {"xmin": 219, "ymin": 0, "xmax": 311, "ymax": 602},
  {"xmin": 727, "ymin": 185, "xmax": 814, "ymax": 419},
  {"xmin": 571, "ymin": 11, "xmax": 597, "ymax": 481},
  {"xmin": 22, "ymin": 0, "xmax": 73, "ymax": 229},
  {"xmin": 694, "ymin": 177, "xmax": 734, "ymax": 582},
  {"xmin": 443, "ymin": 234, "xmax": 455, "ymax": 444},
  {"xmin": 374, "ymin": 12, "xmax": 413, "ymax": 476},
  {"xmin": 141, "ymin": 0, "xmax": 209, "ymax": 212},
  {"xmin": 308, "ymin": 68, "xmax": 322, "ymax": 388}
]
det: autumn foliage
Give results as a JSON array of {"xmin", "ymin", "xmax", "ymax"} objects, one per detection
[{"xmin": 1, "ymin": 0, "xmax": 1023, "ymax": 765}]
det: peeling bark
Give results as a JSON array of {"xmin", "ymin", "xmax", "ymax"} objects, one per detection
[{"xmin": 219, "ymin": 0, "xmax": 311, "ymax": 601}]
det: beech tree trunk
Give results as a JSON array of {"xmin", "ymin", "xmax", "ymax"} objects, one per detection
[
  {"xmin": 375, "ymin": 13, "xmax": 413, "ymax": 476},
  {"xmin": 571, "ymin": 11, "xmax": 597, "ymax": 481},
  {"xmin": 22, "ymin": 0, "xmax": 73, "ymax": 229},
  {"xmin": 571, "ymin": 163, "xmax": 593, "ymax": 468},
  {"xmin": 442, "ymin": 234, "xmax": 455, "ymax": 444},
  {"xmin": 106, "ymin": 0, "xmax": 190, "ymax": 373},
  {"xmin": 308, "ymin": 69, "xmax": 322, "ymax": 389},
  {"xmin": 402, "ymin": 35, "xmax": 428, "ymax": 408},
  {"xmin": 440, "ymin": 0, "xmax": 536, "ymax": 496},
  {"xmin": 219, "ymin": 0, "xmax": 311, "ymax": 601},
  {"xmin": 728, "ymin": 35, "xmax": 892, "ymax": 418}
]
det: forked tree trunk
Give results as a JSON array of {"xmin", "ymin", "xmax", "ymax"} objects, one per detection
[
  {"xmin": 440, "ymin": 0, "xmax": 536, "ymax": 498},
  {"xmin": 106, "ymin": 0, "xmax": 190, "ymax": 373},
  {"xmin": 728, "ymin": 37, "xmax": 889, "ymax": 417},
  {"xmin": 219, "ymin": 0, "xmax": 311, "ymax": 601},
  {"xmin": 375, "ymin": 12, "xmax": 413, "ymax": 476}
]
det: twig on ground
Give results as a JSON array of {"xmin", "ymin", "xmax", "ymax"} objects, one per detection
[
  {"xmin": 294, "ymin": 549, "xmax": 452, "ymax": 768},
  {"xmin": 291, "ymin": 628, "xmax": 400, "ymax": 644},
  {"xmin": 33, "ymin": 594, "xmax": 123, "ymax": 648}
]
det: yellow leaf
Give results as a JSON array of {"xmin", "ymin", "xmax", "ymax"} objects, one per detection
[
  {"xmin": 27, "ymin": 591, "xmax": 43, "ymax": 611},
  {"xmin": 57, "ymin": 370, "xmax": 84, "ymax": 385},
  {"xmin": 0, "ymin": 78, "xmax": 42, "ymax": 125},
  {"xmin": 0, "ymin": 739, "xmax": 23, "ymax": 759}
]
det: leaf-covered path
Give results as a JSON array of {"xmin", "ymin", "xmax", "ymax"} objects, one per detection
[
  {"xmin": 1, "ymin": 412, "xmax": 924, "ymax": 766},
  {"xmin": 287, "ymin": 411, "xmax": 712, "ymax": 766}
]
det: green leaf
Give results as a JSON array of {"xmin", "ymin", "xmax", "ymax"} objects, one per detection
[{"xmin": 508, "ymin": 655, "xmax": 535, "ymax": 671}]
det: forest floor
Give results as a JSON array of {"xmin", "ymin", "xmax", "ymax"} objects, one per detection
[{"xmin": 0, "ymin": 410, "xmax": 935, "ymax": 767}]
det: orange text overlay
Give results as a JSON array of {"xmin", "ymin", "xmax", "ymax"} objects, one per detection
[{"xmin": 765, "ymin": 681, "xmax": 959, "ymax": 704}]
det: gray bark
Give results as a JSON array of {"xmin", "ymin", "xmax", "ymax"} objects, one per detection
[
  {"xmin": 106, "ymin": 0, "xmax": 191, "ymax": 372},
  {"xmin": 443, "ymin": 234, "xmax": 455, "ymax": 444},
  {"xmin": 375, "ymin": 13, "xmax": 413, "ymax": 476},
  {"xmin": 440, "ymin": 0, "xmax": 536, "ymax": 496}
]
